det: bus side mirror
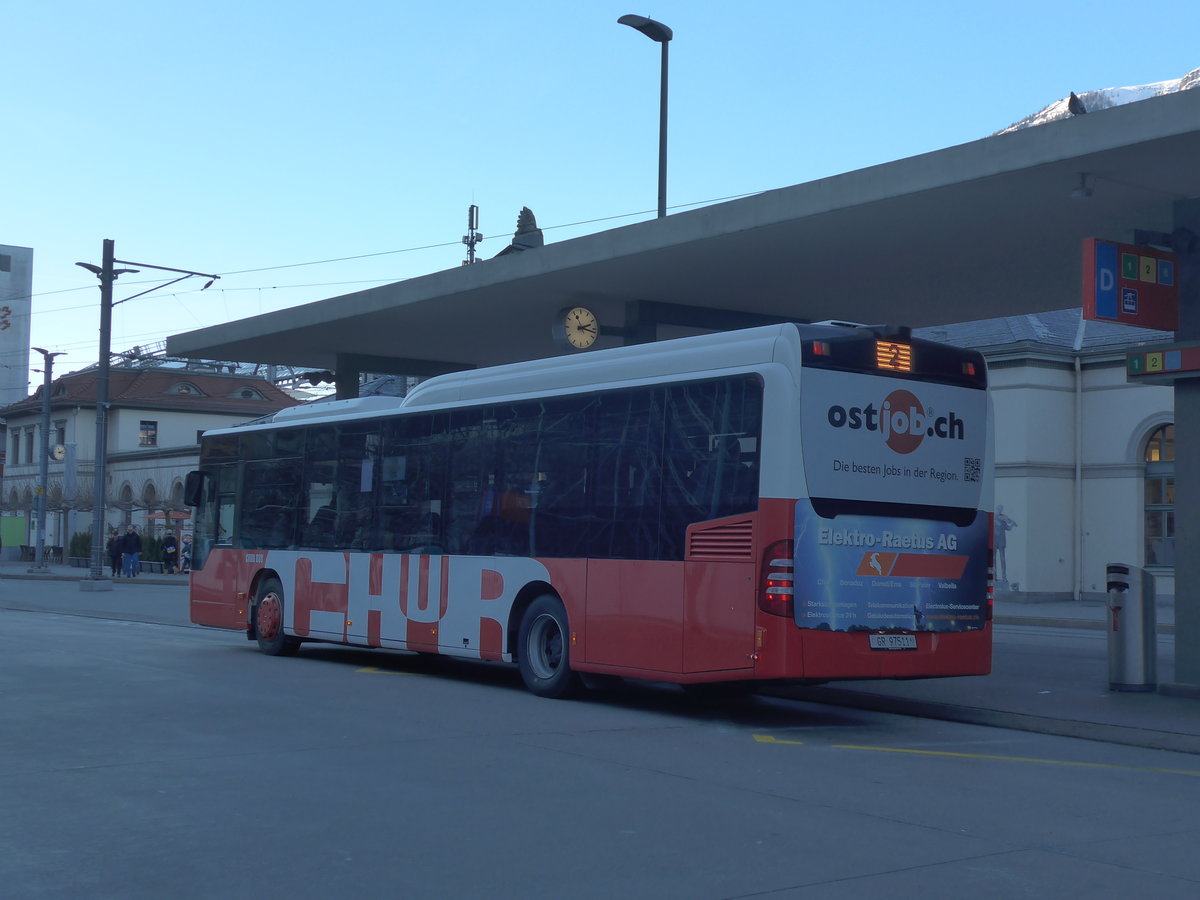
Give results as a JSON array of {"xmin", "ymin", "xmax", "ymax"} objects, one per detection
[{"xmin": 184, "ymin": 471, "xmax": 206, "ymax": 507}]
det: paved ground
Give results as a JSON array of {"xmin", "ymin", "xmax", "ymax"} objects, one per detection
[{"xmin": 3, "ymin": 562, "xmax": 1197, "ymax": 753}]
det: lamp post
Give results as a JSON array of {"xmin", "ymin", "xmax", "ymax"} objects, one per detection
[
  {"xmin": 76, "ymin": 239, "xmax": 218, "ymax": 590},
  {"xmin": 28, "ymin": 347, "xmax": 64, "ymax": 573},
  {"xmin": 618, "ymin": 14, "xmax": 673, "ymax": 219}
]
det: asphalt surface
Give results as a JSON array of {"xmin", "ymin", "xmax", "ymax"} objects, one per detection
[{"xmin": 3, "ymin": 562, "xmax": 1198, "ymax": 753}]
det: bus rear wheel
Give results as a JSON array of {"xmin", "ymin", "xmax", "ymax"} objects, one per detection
[
  {"xmin": 254, "ymin": 577, "xmax": 301, "ymax": 657},
  {"xmin": 517, "ymin": 595, "xmax": 579, "ymax": 699}
]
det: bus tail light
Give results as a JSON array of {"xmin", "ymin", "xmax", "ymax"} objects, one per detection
[{"xmin": 759, "ymin": 540, "xmax": 795, "ymax": 618}]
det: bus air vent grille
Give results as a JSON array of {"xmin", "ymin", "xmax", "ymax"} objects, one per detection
[{"xmin": 687, "ymin": 518, "xmax": 754, "ymax": 561}]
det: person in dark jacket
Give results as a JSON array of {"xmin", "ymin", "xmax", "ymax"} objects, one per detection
[
  {"xmin": 107, "ymin": 531, "xmax": 122, "ymax": 577},
  {"xmin": 162, "ymin": 529, "xmax": 179, "ymax": 575},
  {"xmin": 121, "ymin": 525, "xmax": 142, "ymax": 578}
]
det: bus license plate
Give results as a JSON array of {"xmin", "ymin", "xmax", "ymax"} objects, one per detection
[{"xmin": 869, "ymin": 634, "xmax": 917, "ymax": 651}]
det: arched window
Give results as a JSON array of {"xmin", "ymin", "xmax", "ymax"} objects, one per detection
[
  {"xmin": 142, "ymin": 482, "xmax": 159, "ymax": 522},
  {"xmin": 119, "ymin": 484, "xmax": 134, "ymax": 526},
  {"xmin": 1144, "ymin": 424, "xmax": 1174, "ymax": 567}
]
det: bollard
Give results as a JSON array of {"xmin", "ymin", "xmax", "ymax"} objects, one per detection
[{"xmin": 1106, "ymin": 563, "xmax": 1157, "ymax": 691}]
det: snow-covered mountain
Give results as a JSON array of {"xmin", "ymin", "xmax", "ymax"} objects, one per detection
[{"xmin": 996, "ymin": 66, "xmax": 1200, "ymax": 134}]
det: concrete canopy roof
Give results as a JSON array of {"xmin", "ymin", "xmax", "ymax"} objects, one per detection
[{"xmin": 167, "ymin": 88, "xmax": 1200, "ymax": 373}]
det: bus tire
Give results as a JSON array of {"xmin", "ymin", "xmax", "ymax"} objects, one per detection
[
  {"xmin": 517, "ymin": 595, "xmax": 579, "ymax": 699},
  {"xmin": 254, "ymin": 577, "xmax": 301, "ymax": 657}
]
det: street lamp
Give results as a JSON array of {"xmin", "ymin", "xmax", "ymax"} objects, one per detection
[
  {"xmin": 76, "ymin": 239, "xmax": 218, "ymax": 590},
  {"xmin": 28, "ymin": 347, "xmax": 65, "ymax": 573},
  {"xmin": 618, "ymin": 14, "xmax": 673, "ymax": 219}
]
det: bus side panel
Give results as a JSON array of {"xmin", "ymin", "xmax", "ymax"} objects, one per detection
[
  {"xmin": 264, "ymin": 551, "xmax": 350, "ymax": 640},
  {"xmin": 800, "ymin": 626, "xmax": 992, "ymax": 679},
  {"xmin": 682, "ymin": 561, "xmax": 755, "ymax": 673},
  {"xmin": 189, "ymin": 547, "xmax": 256, "ymax": 631},
  {"xmin": 585, "ymin": 560, "xmax": 684, "ymax": 672},
  {"xmin": 441, "ymin": 556, "xmax": 556, "ymax": 660}
]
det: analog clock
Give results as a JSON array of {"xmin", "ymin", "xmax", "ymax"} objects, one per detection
[
  {"xmin": 557, "ymin": 306, "xmax": 599, "ymax": 350},
  {"xmin": 50, "ymin": 444, "xmax": 67, "ymax": 461}
]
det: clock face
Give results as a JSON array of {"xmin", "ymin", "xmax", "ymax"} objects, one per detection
[
  {"xmin": 563, "ymin": 306, "xmax": 598, "ymax": 349},
  {"xmin": 51, "ymin": 444, "xmax": 66, "ymax": 461}
]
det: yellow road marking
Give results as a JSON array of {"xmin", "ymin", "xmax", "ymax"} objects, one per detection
[
  {"xmin": 754, "ymin": 735, "xmax": 1200, "ymax": 776},
  {"xmin": 753, "ymin": 734, "xmax": 805, "ymax": 745},
  {"xmin": 823, "ymin": 740, "xmax": 1200, "ymax": 776}
]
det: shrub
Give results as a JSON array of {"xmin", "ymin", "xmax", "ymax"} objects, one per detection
[
  {"xmin": 68, "ymin": 531, "xmax": 92, "ymax": 559},
  {"xmin": 142, "ymin": 535, "xmax": 162, "ymax": 562}
]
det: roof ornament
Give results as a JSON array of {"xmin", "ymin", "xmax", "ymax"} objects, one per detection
[{"xmin": 493, "ymin": 207, "xmax": 544, "ymax": 258}]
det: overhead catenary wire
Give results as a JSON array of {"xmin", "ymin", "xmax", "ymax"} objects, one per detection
[{"xmin": 18, "ymin": 188, "xmax": 765, "ymax": 307}]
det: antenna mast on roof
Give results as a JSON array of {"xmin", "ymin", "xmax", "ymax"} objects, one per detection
[{"xmin": 462, "ymin": 204, "xmax": 483, "ymax": 265}]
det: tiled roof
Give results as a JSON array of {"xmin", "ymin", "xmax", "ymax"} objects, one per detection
[
  {"xmin": 0, "ymin": 367, "xmax": 301, "ymax": 418},
  {"xmin": 915, "ymin": 308, "xmax": 1172, "ymax": 353}
]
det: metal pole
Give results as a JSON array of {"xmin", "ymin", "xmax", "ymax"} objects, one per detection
[
  {"xmin": 88, "ymin": 239, "xmax": 115, "ymax": 582},
  {"xmin": 73, "ymin": 241, "xmax": 212, "ymax": 591},
  {"xmin": 1169, "ymin": 201, "xmax": 1200, "ymax": 690},
  {"xmin": 28, "ymin": 349, "xmax": 58, "ymax": 572},
  {"xmin": 64, "ymin": 442, "xmax": 77, "ymax": 551},
  {"xmin": 657, "ymin": 39, "xmax": 668, "ymax": 219},
  {"xmin": 618, "ymin": 15, "xmax": 672, "ymax": 219}
]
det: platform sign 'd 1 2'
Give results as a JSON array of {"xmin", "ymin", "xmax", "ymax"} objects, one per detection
[{"xmin": 1082, "ymin": 238, "xmax": 1178, "ymax": 332}]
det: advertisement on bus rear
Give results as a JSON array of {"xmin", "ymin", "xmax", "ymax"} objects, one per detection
[
  {"xmin": 793, "ymin": 502, "xmax": 989, "ymax": 632},
  {"xmin": 801, "ymin": 369, "xmax": 987, "ymax": 509}
]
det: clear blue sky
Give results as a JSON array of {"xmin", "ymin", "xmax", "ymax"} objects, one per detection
[{"xmin": 5, "ymin": 0, "xmax": 1198, "ymax": 388}]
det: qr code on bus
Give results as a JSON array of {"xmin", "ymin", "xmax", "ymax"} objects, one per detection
[{"xmin": 963, "ymin": 457, "xmax": 981, "ymax": 483}]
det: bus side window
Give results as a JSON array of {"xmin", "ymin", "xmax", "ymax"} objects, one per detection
[
  {"xmin": 524, "ymin": 396, "xmax": 592, "ymax": 558},
  {"xmin": 304, "ymin": 503, "xmax": 337, "ymax": 548},
  {"xmin": 332, "ymin": 423, "xmax": 378, "ymax": 551},
  {"xmin": 380, "ymin": 413, "xmax": 445, "ymax": 552},
  {"xmin": 446, "ymin": 407, "xmax": 488, "ymax": 556},
  {"xmin": 590, "ymin": 386, "xmax": 662, "ymax": 559},
  {"xmin": 300, "ymin": 425, "xmax": 337, "ymax": 550},
  {"xmin": 239, "ymin": 457, "xmax": 302, "ymax": 549},
  {"xmin": 664, "ymin": 378, "xmax": 762, "ymax": 525}
]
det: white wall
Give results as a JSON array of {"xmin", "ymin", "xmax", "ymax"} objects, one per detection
[{"xmin": 989, "ymin": 351, "xmax": 1174, "ymax": 601}]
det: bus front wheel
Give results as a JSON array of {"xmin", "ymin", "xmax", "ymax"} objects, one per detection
[
  {"xmin": 254, "ymin": 577, "xmax": 301, "ymax": 657},
  {"xmin": 517, "ymin": 596, "xmax": 579, "ymax": 699}
]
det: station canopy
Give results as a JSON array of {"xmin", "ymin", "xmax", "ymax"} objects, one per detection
[{"xmin": 167, "ymin": 89, "xmax": 1200, "ymax": 375}]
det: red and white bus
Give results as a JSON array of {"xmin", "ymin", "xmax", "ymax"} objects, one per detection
[{"xmin": 186, "ymin": 322, "xmax": 993, "ymax": 697}]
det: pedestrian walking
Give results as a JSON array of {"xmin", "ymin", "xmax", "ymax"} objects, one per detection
[
  {"xmin": 121, "ymin": 525, "xmax": 142, "ymax": 578},
  {"xmin": 162, "ymin": 529, "xmax": 179, "ymax": 575},
  {"xmin": 180, "ymin": 534, "xmax": 192, "ymax": 574},
  {"xmin": 106, "ymin": 531, "xmax": 122, "ymax": 577}
]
